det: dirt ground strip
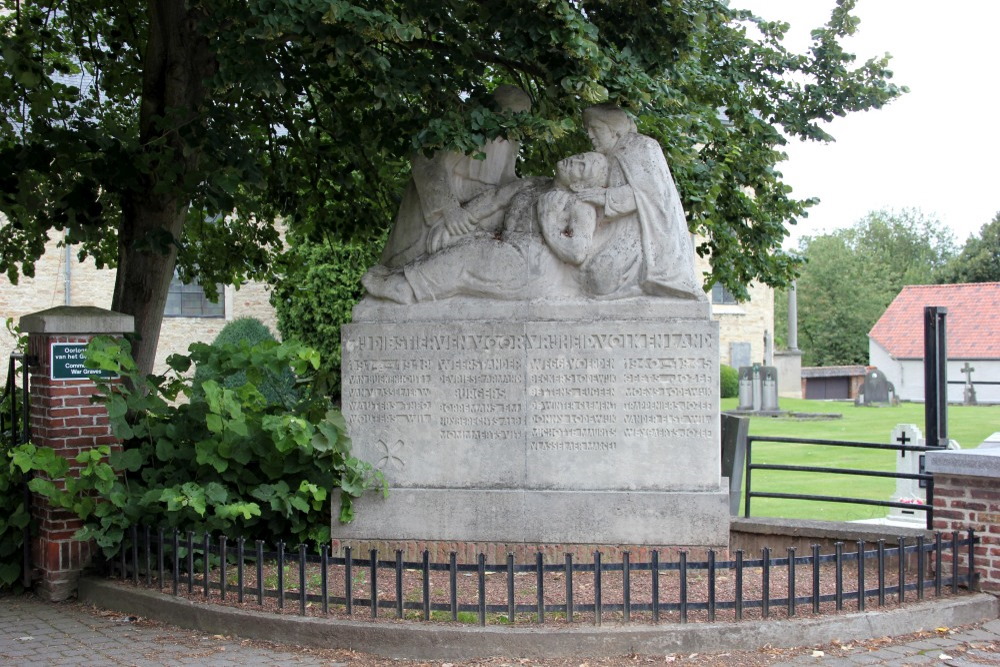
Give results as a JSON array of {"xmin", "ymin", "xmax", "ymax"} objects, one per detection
[{"xmin": 120, "ymin": 547, "xmax": 941, "ymax": 626}]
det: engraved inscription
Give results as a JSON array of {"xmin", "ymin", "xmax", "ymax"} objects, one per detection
[{"xmin": 343, "ymin": 322, "xmax": 717, "ymax": 484}]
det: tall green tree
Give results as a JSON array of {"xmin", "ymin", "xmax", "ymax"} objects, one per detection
[
  {"xmin": 1, "ymin": 0, "xmax": 904, "ymax": 374},
  {"xmin": 788, "ymin": 208, "xmax": 955, "ymax": 366},
  {"xmin": 937, "ymin": 212, "xmax": 1000, "ymax": 284}
]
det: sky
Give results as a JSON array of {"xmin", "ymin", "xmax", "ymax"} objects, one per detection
[{"xmin": 733, "ymin": 0, "xmax": 1000, "ymax": 248}]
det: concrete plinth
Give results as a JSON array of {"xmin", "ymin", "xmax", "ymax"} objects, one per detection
[{"xmin": 336, "ymin": 297, "xmax": 728, "ymax": 548}]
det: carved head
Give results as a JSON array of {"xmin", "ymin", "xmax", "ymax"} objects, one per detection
[
  {"xmin": 556, "ymin": 152, "xmax": 608, "ymax": 191},
  {"xmin": 582, "ymin": 104, "xmax": 636, "ymax": 152}
]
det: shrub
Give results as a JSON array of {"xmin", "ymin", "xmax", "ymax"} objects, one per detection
[
  {"xmin": 270, "ymin": 231, "xmax": 387, "ymax": 401},
  {"xmin": 195, "ymin": 317, "xmax": 298, "ymax": 408},
  {"xmin": 720, "ymin": 364, "xmax": 739, "ymax": 398},
  {"xmin": 11, "ymin": 336, "xmax": 386, "ymax": 557}
]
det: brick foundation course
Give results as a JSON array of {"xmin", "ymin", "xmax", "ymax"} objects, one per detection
[{"xmin": 330, "ymin": 539, "xmax": 723, "ymax": 566}]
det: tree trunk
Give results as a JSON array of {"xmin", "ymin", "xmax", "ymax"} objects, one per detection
[{"xmin": 112, "ymin": 1, "xmax": 213, "ymax": 376}]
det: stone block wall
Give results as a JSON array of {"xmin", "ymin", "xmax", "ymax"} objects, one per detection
[
  {"xmin": 1, "ymin": 232, "xmax": 279, "ymax": 386},
  {"xmin": 926, "ymin": 448, "xmax": 1000, "ymax": 592},
  {"xmin": 711, "ymin": 284, "xmax": 775, "ymax": 369}
]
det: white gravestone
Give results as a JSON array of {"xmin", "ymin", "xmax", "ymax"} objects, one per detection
[
  {"xmin": 888, "ymin": 424, "xmax": 927, "ymax": 525},
  {"xmin": 338, "ymin": 103, "xmax": 728, "ymax": 548},
  {"xmin": 888, "ymin": 423, "xmax": 960, "ymax": 525}
]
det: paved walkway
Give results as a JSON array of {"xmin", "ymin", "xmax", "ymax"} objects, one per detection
[
  {"xmin": 0, "ymin": 594, "xmax": 346, "ymax": 666},
  {"xmin": 2, "ymin": 592, "xmax": 1000, "ymax": 666},
  {"xmin": 770, "ymin": 621, "xmax": 1000, "ymax": 666}
]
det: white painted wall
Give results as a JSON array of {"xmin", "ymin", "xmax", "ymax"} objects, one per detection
[{"xmin": 869, "ymin": 339, "xmax": 1000, "ymax": 404}]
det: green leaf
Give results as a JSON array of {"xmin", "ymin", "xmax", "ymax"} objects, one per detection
[{"xmin": 109, "ymin": 448, "xmax": 144, "ymax": 472}]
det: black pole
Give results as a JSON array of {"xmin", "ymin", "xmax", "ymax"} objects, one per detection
[{"xmin": 923, "ymin": 306, "xmax": 948, "ymax": 448}]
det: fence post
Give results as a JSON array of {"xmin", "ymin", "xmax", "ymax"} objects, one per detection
[
  {"xmin": 923, "ymin": 306, "xmax": 948, "ymax": 448},
  {"xmin": 19, "ymin": 306, "xmax": 133, "ymax": 601}
]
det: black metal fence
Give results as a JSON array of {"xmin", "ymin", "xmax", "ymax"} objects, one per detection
[
  {"xmin": 108, "ymin": 526, "xmax": 977, "ymax": 626},
  {"xmin": 1, "ymin": 353, "xmax": 30, "ymax": 451},
  {"xmin": 2, "ymin": 352, "xmax": 33, "ymax": 588},
  {"xmin": 744, "ymin": 435, "xmax": 943, "ymax": 529}
]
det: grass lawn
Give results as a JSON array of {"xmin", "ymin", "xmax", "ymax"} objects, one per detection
[{"xmin": 721, "ymin": 397, "xmax": 1000, "ymax": 522}]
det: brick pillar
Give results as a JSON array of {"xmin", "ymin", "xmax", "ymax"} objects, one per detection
[
  {"xmin": 20, "ymin": 306, "xmax": 134, "ymax": 601},
  {"xmin": 926, "ymin": 447, "xmax": 1000, "ymax": 593}
]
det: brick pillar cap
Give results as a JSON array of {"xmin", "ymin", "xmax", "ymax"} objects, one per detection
[{"xmin": 20, "ymin": 306, "xmax": 134, "ymax": 335}]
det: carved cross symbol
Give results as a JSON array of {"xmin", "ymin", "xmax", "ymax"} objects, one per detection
[
  {"xmin": 376, "ymin": 439, "xmax": 405, "ymax": 471},
  {"xmin": 896, "ymin": 431, "xmax": 910, "ymax": 457},
  {"xmin": 962, "ymin": 362, "xmax": 975, "ymax": 386}
]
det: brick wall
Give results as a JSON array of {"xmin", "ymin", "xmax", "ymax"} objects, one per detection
[
  {"xmin": 932, "ymin": 473, "xmax": 1000, "ymax": 592},
  {"xmin": 926, "ymin": 446, "xmax": 1000, "ymax": 593}
]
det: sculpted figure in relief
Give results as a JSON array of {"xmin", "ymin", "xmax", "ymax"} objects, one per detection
[
  {"xmin": 379, "ymin": 85, "xmax": 532, "ymax": 269},
  {"xmin": 362, "ymin": 153, "xmax": 607, "ymax": 303},
  {"xmin": 573, "ymin": 104, "xmax": 702, "ymax": 300},
  {"xmin": 364, "ymin": 101, "xmax": 705, "ymax": 302}
]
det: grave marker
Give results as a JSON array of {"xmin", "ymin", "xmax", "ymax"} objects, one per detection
[{"xmin": 888, "ymin": 424, "xmax": 926, "ymax": 526}]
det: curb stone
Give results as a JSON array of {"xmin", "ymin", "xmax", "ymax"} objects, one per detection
[{"xmin": 78, "ymin": 577, "xmax": 999, "ymax": 660}]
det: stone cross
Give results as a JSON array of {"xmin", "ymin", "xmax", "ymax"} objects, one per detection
[
  {"xmin": 961, "ymin": 362, "xmax": 978, "ymax": 405},
  {"xmin": 961, "ymin": 362, "xmax": 975, "ymax": 386},
  {"xmin": 888, "ymin": 424, "xmax": 926, "ymax": 526}
]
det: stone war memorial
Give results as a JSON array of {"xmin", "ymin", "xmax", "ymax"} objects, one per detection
[{"xmin": 337, "ymin": 92, "xmax": 728, "ymax": 554}]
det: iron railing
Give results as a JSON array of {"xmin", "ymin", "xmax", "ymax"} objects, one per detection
[
  {"xmin": 2, "ymin": 352, "xmax": 33, "ymax": 589},
  {"xmin": 107, "ymin": 526, "xmax": 977, "ymax": 626},
  {"xmin": 1, "ymin": 353, "xmax": 30, "ymax": 450},
  {"xmin": 743, "ymin": 436, "xmax": 944, "ymax": 529}
]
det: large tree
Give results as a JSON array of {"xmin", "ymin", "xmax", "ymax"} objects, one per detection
[
  {"xmin": 783, "ymin": 208, "xmax": 955, "ymax": 366},
  {"xmin": 1, "ymin": 0, "xmax": 904, "ymax": 374},
  {"xmin": 937, "ymin": 212, "xmax": 1000, "ymax": 284}
]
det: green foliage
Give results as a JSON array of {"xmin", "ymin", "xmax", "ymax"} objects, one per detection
[
  {"xmin": 0, "ymin": 0, "xmax": 905, "ymax": 374},
  {"xmin": 720, "ymin": 365, "xmax": 739, "ymax": 399},
  {"xmin": 789, "ymin": 209, "xmax": 955, "ymax": 366},
  {"xmin": 0, "ymin": 466, "xmax": 30, "ymax": 591},
  {"xmin": 195, "ymin": 317, "xmax": 298, "ymax": 408},
  {"xmin": 938, "ymin": 212, "xmax": 1000, "ymax": 284},
  {"xmin": 11, "ymin": 336, "xmax": 386, "ymax": 557},
  {"xmin": 270, "ymin": 231, "xmax": 388, "ymax": 400}
]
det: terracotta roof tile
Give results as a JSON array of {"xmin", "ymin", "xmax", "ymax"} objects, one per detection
[{"xmin": 869, "ymin": 283, "xmax": 1000, "ymax": 359}]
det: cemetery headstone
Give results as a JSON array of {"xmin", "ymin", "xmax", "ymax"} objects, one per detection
[
  {"xmin": 761, "ymin": 366, "xmax": 779, "ymax": 411},
  {"xmin": 737, "ymin": 366, "xmax": 754, "ymax": 410},
  {"xmin": 338, "ymin": 101, "xmax": 728, "ymax": 549},
  {"xmin": 861, "ymin": 368, "xmax": 891, "ymax": 405},
  {"xmin": 730, "ymin": 341, "xmax": 752, "ymax": 370},
  {"xmin": 887, "ymin": 423, "xmax": 959, "ymax": 526},
  {"xmin": 751, "ymin": 364, "xmax": 762, "ymax": 411},
  {"xmin": 888, "ymin": 424, "xmax": 927, "ymax": 525}
]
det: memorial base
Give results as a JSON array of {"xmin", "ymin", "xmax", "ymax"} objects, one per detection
[
  {"xmin": 337, "ymin": 296, "xmax": 726, "ymax": 550},
  {"xmin": 335, "ymin": 488, "xmax": 730, "ymax": 549}
]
